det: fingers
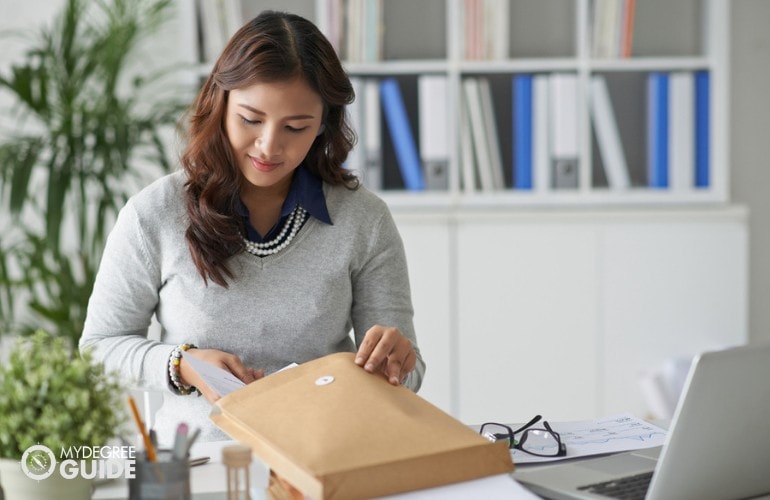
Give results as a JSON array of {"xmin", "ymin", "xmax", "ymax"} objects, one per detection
[
  {"xmin": 178, "ymin": 348, "xmax": 262, "ymax": 403},
  {"xmin": 222, "ymin": 355, "xmax": 258, "ymax": 384},
  {"xmin": 355, "ymin": 325, "xmax": 416, "ymax": 385}
]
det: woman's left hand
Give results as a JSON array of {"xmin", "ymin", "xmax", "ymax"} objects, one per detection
[{"xmin": 355, "ymin": 325, "xmax": 416, "ymax": 385}]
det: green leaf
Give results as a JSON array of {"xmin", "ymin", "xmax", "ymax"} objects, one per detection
[{"xmin": 0, "ymin": 0, "xmax": 189, "ymax": 342}]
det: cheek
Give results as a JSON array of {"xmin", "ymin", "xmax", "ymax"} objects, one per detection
[
  {"xmin": 296, "ymin": 134, "xmax": 319, "ymax": 157},
  {"xmin": 225, "ymin": 122, "xmax": 251, "ymax": 151}
]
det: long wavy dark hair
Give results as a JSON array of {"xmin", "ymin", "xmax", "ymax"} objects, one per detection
[{"xmin": 181, "ymin": 10, "xmax": 358, "ymax": 287}]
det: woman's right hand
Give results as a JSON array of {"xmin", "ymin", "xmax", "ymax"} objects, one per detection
[{"xmin": 178, "ymin": 348, "xmax": 263, "ymax": 403}]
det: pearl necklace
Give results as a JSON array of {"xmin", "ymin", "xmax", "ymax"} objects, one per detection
[{"xmin": 242, "ymin": 206, "xmax": 307, "ymax": 256}]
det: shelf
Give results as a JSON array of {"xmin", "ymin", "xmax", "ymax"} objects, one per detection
[
  {"xmin": 345, "ymin": 60, "xmax": 449, "ymax": 76},
  {"xmin": 183, "ymin": 0, "xmax": 729, "ymax": 210},
  {"xmin": 381, "ymin": 186, "xmax": 729, "ymax": 211},
  {"xmin": 588, "ymin": 57, "xmax": 713, "ymax": 72}
]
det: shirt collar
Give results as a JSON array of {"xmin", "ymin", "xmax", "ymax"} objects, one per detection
[
  {"xmin": 282, "ymin": 164, "xmax": 332, "ymax": 225},
  {"xmin": 235, "ymin": 164, "xmax": 332, "ymax": 225}
]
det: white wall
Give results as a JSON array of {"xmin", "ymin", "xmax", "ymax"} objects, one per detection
[{"xmin": 730, "ymin": 0, "xmax": 770, "ymax": 346}]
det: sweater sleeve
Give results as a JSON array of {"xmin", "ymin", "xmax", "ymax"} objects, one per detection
[
  {"xmin": 350, "ymin": 206, "xmax": 426, "ymax": 392},
  {"xmin": 79, "ymin": 198, "xmax": 174, "ymax": 392}
]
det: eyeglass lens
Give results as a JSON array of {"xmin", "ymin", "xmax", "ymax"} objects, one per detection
[
  {"xmin": 481, "ymin": 423, "xmax": 563, "ymax": 457},
  {"xmin": 519, "ymin": 428, "xmax": 561, "ymax": 456}
]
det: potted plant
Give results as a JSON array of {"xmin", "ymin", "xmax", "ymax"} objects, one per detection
[
  {"xmin": 0, "ymin": 0, "xmax": 189, "ymax": 346},
  {"xmin": 0, "ymin": 330, "xmax": 126, "ymax": 500}
]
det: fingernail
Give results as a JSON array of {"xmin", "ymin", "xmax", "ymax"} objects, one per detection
[
  {"xmin": 390, "ymin": 376, "xmax": 399, "ymax": 384},
  {"xmin": 365, "ymin": 363, "xmax": 374, "ymax": 371},
  {"xmin": 355, "ymin": 356, "xmax": 364, "ymax": 365}
]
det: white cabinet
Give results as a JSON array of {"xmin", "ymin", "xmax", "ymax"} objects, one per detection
[
  {"xmin": 393, "ymin": 213, "xmax": 454, "ymax": 415},
  {"xmin": 395, "ymin": 207, "xmax": 748, "ymax": 423}
]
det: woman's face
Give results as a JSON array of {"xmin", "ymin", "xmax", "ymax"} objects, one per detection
[{"xmin": 225, "ymin": 77, "xmax": 324, "ymax": 195}]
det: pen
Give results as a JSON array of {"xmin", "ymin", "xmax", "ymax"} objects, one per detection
[
  {"xmin": 189, "ymin": 456, "xmax": 210, "ymax": 467},
  {"xmin": 184, "ymin": 427, "xmax": 201, "ymax": 458},
  {"xmin": 172, "ymin": 422, "xmax": 189, "ymax": 461},
  {"xmin": 149, "ymin": 429, "xmax": 158, "ymax": 451},
  {"xmin": 128, "ymin": 396, "xmax": 157, "ymax": 463}
]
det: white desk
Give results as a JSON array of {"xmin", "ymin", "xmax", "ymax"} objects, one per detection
[{"xmin": 93, "ymin": 440, "xmax": 535, "ymax": 499}]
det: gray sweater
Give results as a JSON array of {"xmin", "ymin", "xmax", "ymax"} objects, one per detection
[{"xmin": 80, "ymin": 170, "xmax": 425, "ymax": 443}]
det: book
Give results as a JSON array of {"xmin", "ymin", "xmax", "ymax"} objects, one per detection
[
  {"xmin": 345, "ymin": 0, "xmax": 363, "ymax": 62},
  {"xmin": 669, "ymin": 72, "xmax": 695, "ymax": 191},
  {"xmin": 380, "ymin": 78, "xmax": 425, "ymax": 191},
  {"xmin": 592, "ymin": 0, "xmax": 618, "ymax": 59},
  {"xmin": 478, "ymin": 78, "xmax": 506, "ymax": 190},
  {"xmin": 513, "ymin": 74, "xmax": 533, "ymax": 190},
  {"xmin": 549, "ymin": 73, "xmax": 579, "ymax": 189},
  {"xmin": 695, "ymin": 71, "xmax": 710, "ymax": 188},
  {"xmin": 647, "ymin": 72, "xmax": 669, "ymax": 188},
  {"xmin": 589, "ymin": 75, "xmax": 631, "ymax": 190},
  {"xmin": 463, "ymin": 0, "xmax": 510, "ymax": 60},
  {"xmin": 198, "ymin": 0, "xmax": 243, "ymax": 62},
  {"xmin": 462, "ymin": 78, "xmax": 496, "ymax": 191},
  {"xmin": 363, "ymin": 0, "xmax": 384, "ymax": 62},
  {"xmin": 314, "ymin": 0, "xmax": 344, "ymax": 55},
  {"xmin": 363, "ymin": 79, "xmax": 382, "ymax": 191},
  {"xmin": 620, "ymin": 0, "xmax": 636, "ymax": 58},
  {"xmin": 460, "ymin": 91, "xmax": 478, "ymax": 192},
  {"xmin": 418, "ymin": 75, "xmax": 450, "ymax": 190},
  {"xmin": 532, "ymin": 74, "xmax": 550, "ymax": 192},
  {"xmin": 486, "ymin": 0, "xmax": 510, "ymax": 60},
  {"xmin": 464, "ymin": 0, "xmax": 481, "ymax": 60}
]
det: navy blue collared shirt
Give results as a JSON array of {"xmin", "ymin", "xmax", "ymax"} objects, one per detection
[{"xmin": 237, "ymin": 164, "xmax": 333, "ymax": 242}]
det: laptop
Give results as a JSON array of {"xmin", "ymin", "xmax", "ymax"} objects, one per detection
[{"xmin": 513, "ymin": 342, "xmax": 770, "ymax": 500}]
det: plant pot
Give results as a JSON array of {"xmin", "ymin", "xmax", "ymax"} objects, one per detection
[{"xmin": 0, "ymin": 458, "xmax": 92, "ymax": 500}]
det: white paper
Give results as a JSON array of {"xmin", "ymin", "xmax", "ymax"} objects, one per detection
[
  {"xmin": 181, "ymin": 351, "xmax": 246, "ymax": 397},
  {"xmin": 181, "ymin": 353, "xmax": 299, "ymax": 398},
  {"xmin": 378, "ymin": 473, "xmax": 538, "ymax": 500},
  {"xmin": 508, "ymin": 413, "xmax": 667, "ymax": 464}
]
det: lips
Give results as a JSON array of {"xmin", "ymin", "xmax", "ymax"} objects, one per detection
[{"xmin": 249, "ymin": 155, "xmax": 281, "ymax": 173}]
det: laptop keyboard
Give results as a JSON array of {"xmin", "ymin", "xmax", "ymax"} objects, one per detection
[{"xmin": 577, "ymin": 471, "xmax": 653, "ymax": 499}]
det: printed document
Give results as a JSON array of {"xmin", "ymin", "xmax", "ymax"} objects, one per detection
[{"xmin": 510, "ymin": 413, "xmax": 667, "ymax": 464}]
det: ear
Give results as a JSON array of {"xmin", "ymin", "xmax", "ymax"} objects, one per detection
[{"xmin": 316, "ymin": 123, "xmax": 326, "ymax": 136}]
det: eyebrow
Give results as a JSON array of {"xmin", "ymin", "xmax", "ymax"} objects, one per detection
[{"xmin": 237, "ymin": 103, "xmax": 316, "ymax": 121}]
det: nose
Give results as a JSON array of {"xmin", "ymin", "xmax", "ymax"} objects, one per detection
[{"xmin": 256, "ymin": 124, "xmax": 282, "ymax": 157}]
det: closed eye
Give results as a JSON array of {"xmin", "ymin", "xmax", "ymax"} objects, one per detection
[
  {"xmin": 239, "ymin": 115, "xmax": 260, "ymax": 126},
  {"xmin": 287, "ymin": 125, "xmax": 309, "ymax": 133}
]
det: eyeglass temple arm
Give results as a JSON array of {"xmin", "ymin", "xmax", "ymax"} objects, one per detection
[{"xmin": 511, "ymin": 414, "xmax": 543, "ymax": 435}]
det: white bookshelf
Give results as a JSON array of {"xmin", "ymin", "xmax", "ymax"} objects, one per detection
[
  {"xmin": 179, "ymin": 1, "xmax": 747, "ymax": 422},
  {"xmin": 185, "ymin": 0, "xmax": 729, "ymax": 209}
]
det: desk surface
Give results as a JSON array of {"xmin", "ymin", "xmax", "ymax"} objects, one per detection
[{"xmin": 93, "ymin": 440, "xmax": 535, "ymax": 499}]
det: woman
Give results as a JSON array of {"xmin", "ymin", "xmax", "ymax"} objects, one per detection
[{"xmin": 80, "ymin": 10, "xmax": 425, "ymax": 443}]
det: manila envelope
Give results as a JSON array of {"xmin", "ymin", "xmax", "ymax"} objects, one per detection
[{"xmin": 210, "ymin": 352, "xmax": 514, "ymax": 499}]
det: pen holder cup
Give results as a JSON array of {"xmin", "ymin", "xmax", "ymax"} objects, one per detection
[{"xmin": 129, "ymin": 450, "xmax": 191, "ymax": 500}]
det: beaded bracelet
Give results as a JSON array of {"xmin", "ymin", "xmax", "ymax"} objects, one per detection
[{"xmin": 168, "ymin": 343, "xmax": 198, "ymax": 395}]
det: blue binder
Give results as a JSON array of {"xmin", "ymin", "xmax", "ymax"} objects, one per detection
[
  {"xmin": 380, "ymin": 78, "xmax": 425, "ymax": 191},
  {"xmin": 694, "ymin": 71, "xmax": 710, "ymax": 188},
  {"xmin": 514, "ymin": 74, "xmax": 533, "ymax": 190},
  {"xmin": 647, "ymin": 72, "xmax": 669, "ymax": 189}
]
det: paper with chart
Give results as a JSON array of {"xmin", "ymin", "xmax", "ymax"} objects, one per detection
[{"xmin": 511, "ymin": 413, "xmax": 667, "ymax": 464}]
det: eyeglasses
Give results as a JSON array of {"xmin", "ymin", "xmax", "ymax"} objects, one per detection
[{"xmin": 479, "ymin": 415, "xmax": 567, "ymax": 458}]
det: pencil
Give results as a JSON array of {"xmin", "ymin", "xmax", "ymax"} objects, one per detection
[{"xmin": 128, "ymin": 396, "xmax": 157, "ymax": 462}]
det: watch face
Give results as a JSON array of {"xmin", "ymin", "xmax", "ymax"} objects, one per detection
[{"xmin": 21, "ymin": 444, "xmax": 57, "ymax": 480}]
